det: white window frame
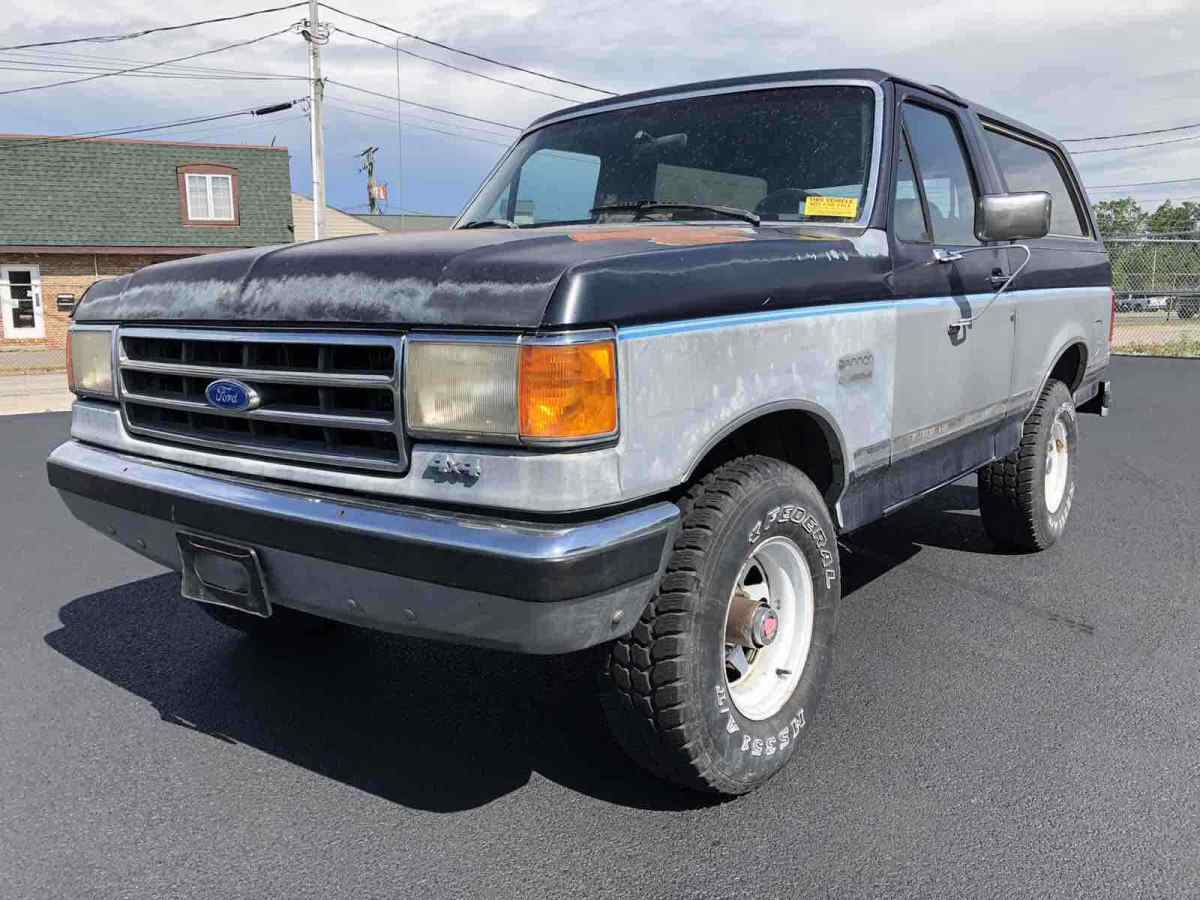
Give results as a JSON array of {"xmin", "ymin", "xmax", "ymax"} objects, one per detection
[{"xmin": 185, "ymin": 173, "xmax": 236, "ymax": 222}]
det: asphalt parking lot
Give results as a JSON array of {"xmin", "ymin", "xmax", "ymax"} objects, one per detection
[{"xmin": 2, "ymin": 355, "xmax": 1197, "ymax": 899}]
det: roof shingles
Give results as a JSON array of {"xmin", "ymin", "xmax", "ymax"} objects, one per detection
[{"xmin": 0, "ymin": 137, "xmax": 293, "ymax": 248}]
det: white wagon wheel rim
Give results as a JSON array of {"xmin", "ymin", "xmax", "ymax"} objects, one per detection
[
  {"xmin": 1045, "ymin": 412, "xmax": 1070, "ymax": 513},
  {"xmin": 722, "ymin": 536, "xmax": 815, "ymax": 721}
]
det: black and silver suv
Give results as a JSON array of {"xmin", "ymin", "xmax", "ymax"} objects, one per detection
[{"xmin": 50, "ymin": 69, "xmax": 1113, "ymax": 794}]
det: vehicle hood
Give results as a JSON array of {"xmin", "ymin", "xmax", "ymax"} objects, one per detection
[{"xmin": 75, "ymin": 225, "xmax": 892, "ymax": 329}]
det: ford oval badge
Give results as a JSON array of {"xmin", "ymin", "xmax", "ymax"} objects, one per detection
[{"xmin": 205, "ymin": 379, "xmax": 259, "ymax": 412}]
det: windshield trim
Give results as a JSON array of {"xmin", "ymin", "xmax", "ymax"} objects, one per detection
[{"xmin": 454, "ymin": 78, "xmax": 885, "ymax": 231}]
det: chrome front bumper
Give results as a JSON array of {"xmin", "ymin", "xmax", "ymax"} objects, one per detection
[{"xmin": 47, "ymin": 440, "xmax": 679, "ymax": 654}]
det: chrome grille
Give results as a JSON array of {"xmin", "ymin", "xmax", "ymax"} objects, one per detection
[{"xmin": 117, "ymin": 328, "xmax": 407, "ymax": 474}]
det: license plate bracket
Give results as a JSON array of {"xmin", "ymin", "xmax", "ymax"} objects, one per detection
[{"xmin": 177, "ymin": 532, "xmax": 271, "ymax": 618}]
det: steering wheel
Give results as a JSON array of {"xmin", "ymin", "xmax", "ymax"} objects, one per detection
[{"xmin": 754, "ymin": 189, "xmax": 810, "ymax": 220}]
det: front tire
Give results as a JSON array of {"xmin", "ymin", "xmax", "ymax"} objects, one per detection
[
  {"xmin": 600, "ymin": 456, "xmax": 840, "ymax": 795},
  {"xmin": 978, "ymin": 379, "xmax": 1077, "ymax": 551}
]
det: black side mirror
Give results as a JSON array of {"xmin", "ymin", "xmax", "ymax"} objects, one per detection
[{"xmin": 975, "ymin": 192, "xmax": 1051, "ymax": 242}]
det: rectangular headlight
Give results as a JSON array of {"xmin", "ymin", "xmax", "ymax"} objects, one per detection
[
  {"xmin": 67, "ymin": 328, "xmax": 115, "ymax": 398},
  {"xmin": 405, "ymin": 333, "xmax": 619, "ymax": 446},
  {"xmin": 405, "ymin": 339, "xmax": 520, "ymax": 439}
]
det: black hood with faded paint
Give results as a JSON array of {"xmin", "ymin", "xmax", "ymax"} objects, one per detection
[{"xmin": 75, "ymin": 225, "xmax": 894, "ymax": 330}]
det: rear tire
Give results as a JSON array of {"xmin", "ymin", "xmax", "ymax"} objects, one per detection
[
  {"xmin": 197, "ymin": 601, "xmax": 337, "ymax": 640},
  {"xmin": 978, "ymin": 379, "xmax": 1077, "ymax": 551},
  {"xmin": 600, "ymin": 456, "xmax": 840, "ymax": 795}
]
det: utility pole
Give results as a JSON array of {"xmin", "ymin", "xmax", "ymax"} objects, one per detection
[
  {"xmin": 395, "ymin": 37, "xmax": 404, "ymax": 231},
  {"xmin": 304, "ymin": 0, "xmax": 327, "ymax": 240},
  {"xmin": 358, "ymin": 146, "xmax": 380, "ymax": 214}
]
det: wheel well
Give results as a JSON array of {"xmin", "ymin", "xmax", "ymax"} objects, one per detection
[
  {"xmin": 688, "ymin": 410, "xmax": 845, "ymax": 504},
  {"xmin": 1048, "ymin": 342, "xmax": 1088, "ymax": 393}
]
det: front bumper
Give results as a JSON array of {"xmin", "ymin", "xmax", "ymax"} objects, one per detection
[{"xmin": 47, "ymin": 440, "xmax": 679, "ymax": 654}]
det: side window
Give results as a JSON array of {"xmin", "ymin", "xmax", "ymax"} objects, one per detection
[
  {"xmin": 983, "ymin": 128, "xmax": 1087, "ymax": 237},
  {"xmin": 480, "ymin": 184, "xmax": 511, "ymax": 221},
  {"xmin": 512, "ymin": 149, "xmax": 601, "ymax": 225},
  {"xmin": 902, "ymin": 104, "xmax": 980, "ymax": 245},
  {"xmin": 893, "ymin": 133, "xmax": 930, "ymax": 242}
]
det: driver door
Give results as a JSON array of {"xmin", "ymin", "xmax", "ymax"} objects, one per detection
[{"xmin": 886, "ymin": 94, "xmax": 1015, "ymax": 507}]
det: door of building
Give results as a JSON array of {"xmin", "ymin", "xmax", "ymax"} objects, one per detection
[{"xmin": 0, "ymin": 265, "xmax": 44, "ymax": 340}]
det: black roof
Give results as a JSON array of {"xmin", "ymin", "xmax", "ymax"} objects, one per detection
[{"xmin": 526, "ymin": 68, "xmax": 1062, "ymax": 145}]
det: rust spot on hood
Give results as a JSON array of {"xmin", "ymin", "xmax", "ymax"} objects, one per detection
[{"xmin": 567, "ymin": 226, "xmax": 755, "ymax": 247}]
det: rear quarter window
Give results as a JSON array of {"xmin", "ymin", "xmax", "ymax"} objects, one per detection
[{"xmin": 982, "ymin": 127, "xmax": 1089, "ymax": 237}]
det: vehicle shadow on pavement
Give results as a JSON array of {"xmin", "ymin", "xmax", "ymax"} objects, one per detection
[
  {"xmin": 42, "ymin": 483, "xmax": 1001, "ymax": 813},
  {"xmin": 842, "ymin": 482, "xmax": 1020, "ymax": 572},
  {"xmin": 44, "ymin": 573, "xmax": 716, "ymax": 813}
]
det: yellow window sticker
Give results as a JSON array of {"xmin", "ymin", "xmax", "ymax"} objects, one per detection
[{"xmin": 804, "ymin": 196, "xmax": 859, "ymax": 218}]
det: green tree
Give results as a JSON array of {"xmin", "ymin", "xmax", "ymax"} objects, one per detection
[
  {"xmin": 1091, "ymin": 197, "xmax": 1145, "ymax": 237},
  {"xmin": 1146, "ymin": 200, "xmax": 1198, "ymax": 234}
]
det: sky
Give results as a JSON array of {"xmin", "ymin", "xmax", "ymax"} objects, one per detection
[{"xmin": 3, "ymin": 0, "xmax": 1200, "ymax": 217}]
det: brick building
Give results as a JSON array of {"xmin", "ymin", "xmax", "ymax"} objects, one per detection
[{"xmin": 0, "ymin": 134, "xmax": 292, "ymax": 356}]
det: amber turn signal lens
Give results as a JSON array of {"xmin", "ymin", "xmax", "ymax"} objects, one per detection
[{"xmin": 519, "ymin": 340, "xmax": 617, "ymax": 441}]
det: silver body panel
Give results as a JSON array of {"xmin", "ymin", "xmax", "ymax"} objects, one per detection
[
  {"xmin": 68, "ymin": 284, "xmax": 1109, "ymax": 519},
  {"xmin": 890, "ymin": 293, "xmax": 1015, "ymax": 457},
  {"xmin": 616, "ymin": 301, "xmax": 896, "ymax": 491}
]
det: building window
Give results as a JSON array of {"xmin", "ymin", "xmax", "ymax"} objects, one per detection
[{"xmin": 178, "ymin": 164, "xmax": 239, "ymax": 225}]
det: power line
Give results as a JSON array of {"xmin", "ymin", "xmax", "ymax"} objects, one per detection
[
  {"xmin": 0, "ymin": 28, "xmax": 295, "ymax": 96},
  {"xmin": 326, "ymin": 96, "xmax": 512, "ymax": 137},
  {"xmin": 1, "ymin": 44, "xmax": 294, "ymax": 76},
  {"xmin": 1092, "ymin": 195, "xmax": 1200, "ymax": 206},
  {"xmin": 325, "ymin": 100, "xmax": 512, "ymax": 148},
  {"xmin": 318, "ymin": 3, "xmax": 615, "ymax": 96},
  {"xmin": 1063, "ymin": 122, "xmax": 1200, "ymax": 143},
  {"xmin": 115, "ymin": 111, "xmax": 308, "ymax": 145},
  {"xmin": 0, "ymin": 46, "xmax": 304, "ymax": 81},
  {"xmin": 327, "ymin": 95, "xmax": 514, "ymax": 138},
  {"xmin": 1070, "ymin": 133, "xmax": 1200, "ymax": 155},
  {"xmin": 3, "ymin": 100, "xmax": 302, "ymax": 148},
  {"xmin": 325, "ymin": 78, "xmax": 522, "ymax": 130},
  {"xmin": 0, "ymin": 61, "xmax": 300, "ymax": 82},
  {"xmin": 1086, "ymin": 176, "xmax": 1200, "ymax": 192},
  {"xmin": 329, "ymin": 23, "xmax": 585, "ymax": 103},
  {"xmin": 0, "ymin": 2, "xmax": 309, "ymax": 52}
]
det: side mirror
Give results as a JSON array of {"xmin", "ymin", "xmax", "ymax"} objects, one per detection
[{"xmin": 975, "ymin": 191, "xmax": 1051, "ymax": 242}]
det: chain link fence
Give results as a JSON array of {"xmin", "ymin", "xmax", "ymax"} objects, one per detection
[{"xmin": 1106, "ymin": 235, "xmax": 1200, "ymax": 357}]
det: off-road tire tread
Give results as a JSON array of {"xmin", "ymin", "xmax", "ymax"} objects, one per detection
[
  {"xmin": 600, "ymin": 454, "xmax": 806, "ymax": 795},
  {"xmin": 978, "ymin": 378, "xmax": 1069, "ymax": 551}
]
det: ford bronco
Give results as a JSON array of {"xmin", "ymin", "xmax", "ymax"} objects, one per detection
[{"xmin": 49, "ymin": 69, "xmax": 1113, "ymax": 795}]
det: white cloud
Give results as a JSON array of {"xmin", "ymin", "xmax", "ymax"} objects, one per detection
[{"xmin": 3, "ymin": 0, "xmax": 1198, "ymax": 212}]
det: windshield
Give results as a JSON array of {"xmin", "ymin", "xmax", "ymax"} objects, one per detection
[{"xmin": 461, "ymin": 85, "xmax": 877, "ymax": 228}]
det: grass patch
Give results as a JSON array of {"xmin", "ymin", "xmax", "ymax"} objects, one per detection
[{"xmin": 1114, "ymin": 338, "xmax": 1200, "ymax": 358}]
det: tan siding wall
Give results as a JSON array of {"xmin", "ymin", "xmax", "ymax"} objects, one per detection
[
  {"xmin": 291, "ymin": 195, "xmax": 386, "ymax": 242},
  {"xmin": 0, "ymin": 252, "xmax": 174, "ymax": 351}
]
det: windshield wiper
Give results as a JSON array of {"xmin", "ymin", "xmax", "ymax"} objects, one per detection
[
  {"xmin": 460, "ymin": 218, "xmax": 519, "ymax": 229},
  {"xmin": 591, "ymin": 200, "xmax": 760, "ymax": 227}
]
